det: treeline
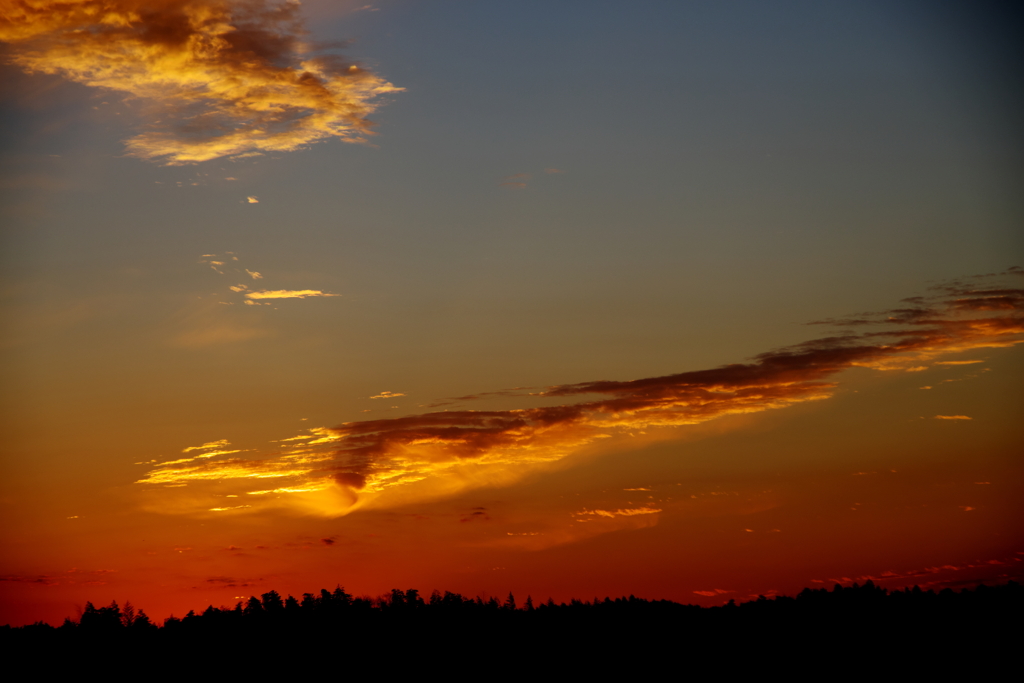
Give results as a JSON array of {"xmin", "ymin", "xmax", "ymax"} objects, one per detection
[
  {"xmin": 3, "ymin": 581, "xmax": 1020, "ymax": 667},
  {"xmin": 5, "ymin": 580, "xmax": 1021, "ymax": 633}
]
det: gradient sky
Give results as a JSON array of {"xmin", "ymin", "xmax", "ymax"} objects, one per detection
[{"xmin": 1, "ymin": 0, "xmax": 1022, "ymax": 626}]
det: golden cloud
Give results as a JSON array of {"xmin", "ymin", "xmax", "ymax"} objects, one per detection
[
  {"xmin": 574, "ymin": 507, "xmax": 662, "ymax": 519},
  {"xmin": 244, "ymin": 289, "xmax": 340, "ymax": 299},
  {"xmin": 0, "ymin": 0, "xmax": 401, "ymax": 164},
  {"xmin": 136, "ymin": 274, "xmax": 1024, "ymax": 514}
]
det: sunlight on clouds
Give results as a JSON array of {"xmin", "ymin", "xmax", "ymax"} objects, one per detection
[
  {"xmin": 574, "ymin": 507, "xmax": 662, "ymax": 519},
  {"xmin": 136, "ymin": 273, "xmax": 1024, "ymax": 516},
  {"xmin": 370, "ymin": 391, "xmax": 405, "ymax": 399},
  {"xmin": 0, "ymin": 0, "xmax": 402, "ymax": 164},
  {"xmin": 197, "ymin": 253, "xmax": 339, "ymax": 305},
  {"xmin": 244, "ymin": 289, "xmax": 340, "ymax": 300},
  {"xmin": 183, "ymin": 439, "xmax": 231, "ymax": 453}
]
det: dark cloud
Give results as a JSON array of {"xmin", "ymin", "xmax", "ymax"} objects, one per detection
[
  {"xmin": 0, "ymin": 574, "xmax": 59, "ymax": 586},
  {"xmin": 0, "ymin": 0, "xmax": 401, "ymax": 163},
  {"xmin": 206, "ymin": 575, "xmax": 252, "ymax": 587}
]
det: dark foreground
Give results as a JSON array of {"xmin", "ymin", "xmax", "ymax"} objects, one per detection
[{"xmin": 3, "ymin": 581, "xmax": 1020, "ymax": 672}]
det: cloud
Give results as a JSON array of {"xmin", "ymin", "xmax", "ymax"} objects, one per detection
[
  {"xmin": 459, "ymin": 507, "xmax": 490, "ymax": 523},
  {"xmin": 205, "ymin": 575, "xmax": 254, "ymax": 587},
  {"xmin": 369, "ymin": 391, "xmax": 405, "ymax": 399},
  {"xmin": 0, "ymin": 574, "xmax": 59, "ymax": 586},
  {"xmin": 247, "ymin": 196, "xmax": 260, "ymax": 204},
  {"xmin": 811, "ymin": 553, "xmax": 1024, "ymax": 591},
  {"xmin": 197, "ymin": 253, "xmax": 339, "ymax": 303},
  {"xmin": 244, "ymin": 289, "xmax": 340, "ymax": 300},
  {"xmin": 0, "ymin": 0, "xmax": 402, "ymax": 164},
  {"xmin": 473, "ymin": 388, "xmax": 533, "ymax": 399},
  {"xmin": 148, "ymin": 440, "xmax": 242, "ymax": 468},
  {"xmin": 574, "ymin": 507, "xmax": 662, "ymax": 519},
  {"xmin": 198, "ymin": 253, "xmax": 341, "ymax": 306},
  {"xmin": 183, "ymin": 439, "xmax": 232, "ymax": 453},
  {"xmin": 934, "ymin": 415, "xmax": 972, "ymax": 420},
  {"xmin": 200, "ymin": 255, "xmax": 227, "ymax": 274},
  {"xmin": 136, "ymin": 273, "xmax": 1024, "ymax": 513}
]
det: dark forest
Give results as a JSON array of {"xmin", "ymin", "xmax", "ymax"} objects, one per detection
[{"xmin": 3, "ymin": 580, "xmax": 1020, "ymax": 671}]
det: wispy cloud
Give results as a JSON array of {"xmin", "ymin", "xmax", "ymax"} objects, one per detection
[
  {"xmin": 244, "ymin": 289, "xmax": 340, "ymax": 300},
  {"xmin": 499, "ymin": 172, "xmax": 530, "ymax": 188},
  {"xmin": 809, "ymin": 552, "xmax": 1024, "ymax": 591},
  {"xmin": 197, "ymin": 253, "xmax": 340, "ymax": 304},
  {"xmin": 934, "ymin": 415, "xmax": 972, "ymax": 421},
  {"xmin": 369, "ymin": 391, "xmax": 405, "ymax": 400},
  {"xmin": 183, "ymin": 439, "xmax": 232, "ymax": 453},
  {"xmin": 0, "ymin": 0, "xmax": 402, "ymax": 164},
  {"xmin": 199, "ymin": 254, "xmax": 232, "ymax": 274},
  {"xmin": 574, "ymin": 507, "xmax": 662, "ymax": 519},
  {"xmin": 426, "ymin": 388, "xmax": 533, "ymax": 407},
  {"xmin": 0, "ymin": 574, "xmax": 59, "ymax": 586},
  {"xmin": 136, "ymin": 272, "xmax": 1024, "ymax": 514},
  {"xmin": 142, "ymin": 440, "xmax": 242, "ymax": 469}
]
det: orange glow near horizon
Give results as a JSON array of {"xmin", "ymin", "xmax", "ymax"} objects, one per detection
[{"xmin": 2, "ymin": 1, "xmax": 1022, "ymax": 628}]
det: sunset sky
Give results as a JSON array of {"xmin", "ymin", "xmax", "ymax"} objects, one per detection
[{"xmin": 1, "ymin": 0, "xmax": 1022, "ymax": 626}]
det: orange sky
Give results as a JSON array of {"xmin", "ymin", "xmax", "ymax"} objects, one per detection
[{"xmin": 1, "ymin": 0, "xmax": 1022, "ymax": 626}]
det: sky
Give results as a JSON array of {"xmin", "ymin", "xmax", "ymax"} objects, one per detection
[{"xmin": 1, "ymin": 0, "xmax": 1022, "ymax": 626}]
